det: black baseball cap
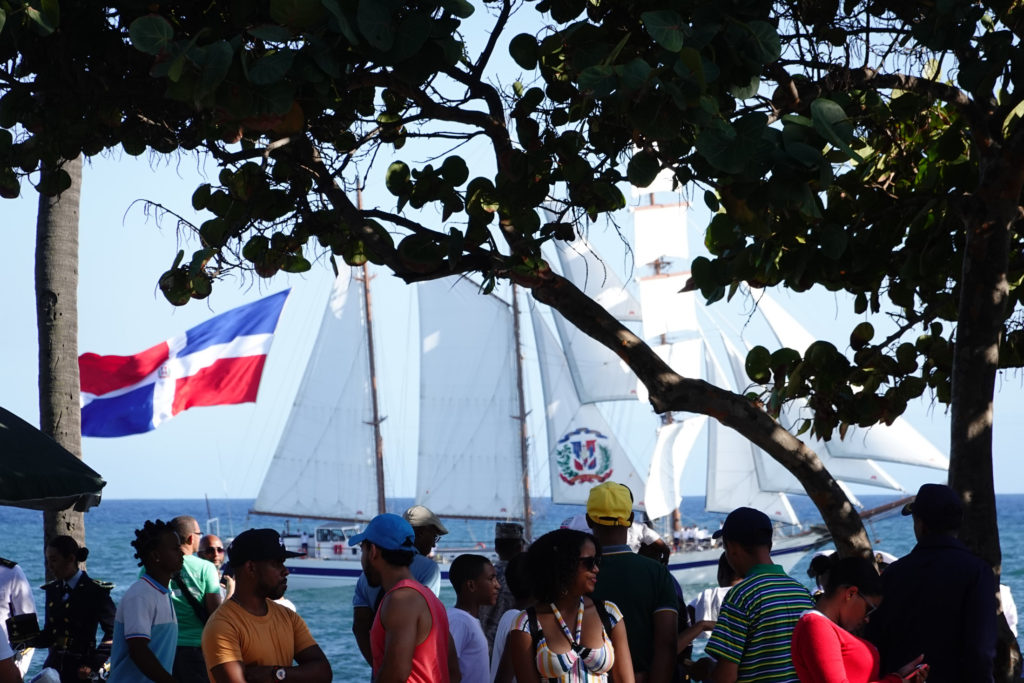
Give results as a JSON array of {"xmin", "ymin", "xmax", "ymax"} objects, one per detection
[
  {"xmin": 227, "ymin": 529, "xmax": 303, "ymax": 565},
  {"xmin": 712, "ymin": 507, "xmax": 774, "ymax": 546},
  {"xmin": 902, "ymin": 483, "xmax": 962, "ymax": 530}
]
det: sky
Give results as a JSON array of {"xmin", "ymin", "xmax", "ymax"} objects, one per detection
[{"xmin": 3, "ymin": 5, "xmax": 1023, "ymax": 505}]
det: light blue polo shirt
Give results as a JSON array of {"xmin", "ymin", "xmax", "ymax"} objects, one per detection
[{"xmin": 108, "ymin": 575, "xmax": 178, "ymax": 683}]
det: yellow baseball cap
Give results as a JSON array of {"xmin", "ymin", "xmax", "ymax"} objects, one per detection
[{"xmin": 586, "ymin": 482, "xmax": 633, "ymax": 527}]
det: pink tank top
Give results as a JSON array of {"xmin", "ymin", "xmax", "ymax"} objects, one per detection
[{"xmin": 370, "ymin": 578, "xmax": 449, "ymax": 682}]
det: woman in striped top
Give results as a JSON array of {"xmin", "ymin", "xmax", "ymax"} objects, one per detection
[{"xmin": 507, "ymin": 529, "xmax": 634, "ymax": 683}]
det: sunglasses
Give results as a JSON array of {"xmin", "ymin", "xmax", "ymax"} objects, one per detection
[
  {"xmin": 578, "ymin": 556, "xmax": 601, "ymax": 571},
  {"xmin": 857, "ymin": 592, "xmax": 879, "ymax": 618},
  {"xmin": 204, "ymin": 547, "xmax": 225, "ymax": 554}
]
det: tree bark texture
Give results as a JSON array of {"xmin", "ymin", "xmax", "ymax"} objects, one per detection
[
  {"xmin": 949, "ymin": 149, "xmax": 1023, "ymax": 682},
  {"xmin": 35, "ymin": 156, "xmax": 85, "ymax": 565}
]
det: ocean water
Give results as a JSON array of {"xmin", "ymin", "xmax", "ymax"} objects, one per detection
[{"xmin": 3, "ymin": 495, "xmax": 1023, "ymax": 681}]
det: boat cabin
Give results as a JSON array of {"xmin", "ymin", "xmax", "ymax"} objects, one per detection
[{"xmin": 281, "ymin": 523, "xmax": 362, "ymax": 559}]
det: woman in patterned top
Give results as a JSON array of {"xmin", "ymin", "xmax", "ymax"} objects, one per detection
[{"xmin": 507, "ymin": 529, "xmax": 634, "ymax": 683}]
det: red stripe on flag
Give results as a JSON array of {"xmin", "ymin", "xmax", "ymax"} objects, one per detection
[
  {"xmin": 171, "ymin": 355, "xmax": 267, "ymax": 415},
  {"xmin": 80, "ymin": 342, "xmax": 170, "ymax": 395}
]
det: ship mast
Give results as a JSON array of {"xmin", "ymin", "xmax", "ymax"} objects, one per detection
[
  {"xmin": 511, "ymin": 284, "xmax": 534, "ymax": 541},
  {"xmin": 357, "ymin": 186, "xmax": 387, "ymax": 515}
]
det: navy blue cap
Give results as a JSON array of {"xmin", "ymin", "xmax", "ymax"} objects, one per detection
[
  {"xmin": 902, "ymin": 483, "xmax": 962, "ymax": 529},
  {"xmin": 712, "ymin": 507, "xmax": 774, "ymax": 545}
]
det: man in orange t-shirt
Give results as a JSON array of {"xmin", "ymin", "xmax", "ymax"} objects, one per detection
[{"xmin": 201, "ymin": 529, "xmax": 331, "ymax": 683}]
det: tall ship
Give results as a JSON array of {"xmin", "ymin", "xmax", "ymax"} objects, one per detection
[{"xmin": 250, "ymin": 190, "xmax": 948, "ymax": 588}]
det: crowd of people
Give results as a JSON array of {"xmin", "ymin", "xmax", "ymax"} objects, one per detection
[{"xmin": 0, "ymin": 482, "xmax": 1006, "ymax": 683}]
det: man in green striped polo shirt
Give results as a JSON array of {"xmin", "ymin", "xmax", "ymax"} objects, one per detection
[{"xmin": 703, "ymin": 508, "xmax": 814, "ymax": 682}]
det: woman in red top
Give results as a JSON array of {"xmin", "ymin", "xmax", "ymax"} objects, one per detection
[{"xmin": 791, "ymin": 556, "xmax": 928, "ymax": 683}]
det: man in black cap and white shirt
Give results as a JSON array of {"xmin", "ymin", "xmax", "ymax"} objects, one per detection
[
  {"xmin": 476, "ymin": 522, "xmax": 525, "ymax": 651},
  {"xmin": 201, "ymin": 529, "xmax": 331, "ymax": 683},
  {"xmin": 866, "ymin": 483, "xmax": 996, "ymax": 683}
]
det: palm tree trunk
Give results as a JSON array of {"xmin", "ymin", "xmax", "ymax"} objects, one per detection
[{"xmin": 35, "ymin": 155, "xmax": 85, "ymax": 561}]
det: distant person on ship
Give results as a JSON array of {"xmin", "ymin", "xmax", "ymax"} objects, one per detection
[
  {"xmin": 446, "ymin": 554, "xmax": 499, "ymax": 683},
  {"xmin": 350, "ymin": 513, "xmax": 459, "ymax": 683},
  {"xmin": 352, "ymin": 505, "xmax": 447, "ymax": 667},
  {"xmin": 198, "ymin": 534, "xmax": 234, "ymax": 599},
  {"xmin": 507, "ymin": 528, "xmax": 635, "ymax": 683},
  {"xmin": 201, "ymin": 529, "xmax": 331, "ymax": 683},
  {"xmin": 107, "ymin": 520, "xmax": 183, "ymax": 683},
  {"xmin": 585, "ymin": 481, "xmax": 678, "ymax": 683},
  {"xmin": 34, "ymin": 536, "xmax": 115, "ymax": 683},
  {"xmin": 866, "ymin": 483, "xmax": 996, "ymax": 683},
  {"xmin": 165, "ymin": 516, "xmax": 222, "ymax": 683},
  {"xmin": 697, "ymin": 507, "xmax": 814, "ymax": 683},
  {"xmin": 791, "ymin": 555, "xmax": 929, "ymax": 682},
  {"xmin": 476, "ymin": 522, "xmax": 526, "ymax": 652}
]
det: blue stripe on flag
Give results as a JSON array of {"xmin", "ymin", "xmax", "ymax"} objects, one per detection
[
  {"xmin": 179, "ymin": 290, "xmax": 290, "ymax": 358},
  {"xmin": 81, "ymin": 383, "xmax": 157, "ymax": 437}
]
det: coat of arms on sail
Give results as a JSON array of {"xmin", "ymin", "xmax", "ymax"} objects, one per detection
[{"xmin": 556, "ymin": 427, "xmax": 613, "ymax": 485}]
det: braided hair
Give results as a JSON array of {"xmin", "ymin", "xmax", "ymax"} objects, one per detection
[{"xmin": 130, "ymin": 519, "xmax": 175, "ymax": 569}]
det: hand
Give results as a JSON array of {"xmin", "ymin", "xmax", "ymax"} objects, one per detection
[
  {"xmin": 76, "ymin": 665, "xmax": 93, "ymax": 680},
  {"xmin": 221, "ymin": 575, "xmax": 236, "ymax": 599},
  {"xmin": 896, "ymin": 655, "xmax": 928, "ymax": 681},
  {"xmin": 698, "ymin": 620, "xmax": 716, "ymax": 631}
]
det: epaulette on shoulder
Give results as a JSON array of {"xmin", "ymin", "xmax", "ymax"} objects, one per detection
[
  {"xmin": 0, "ymin": 558, "xmax": 17, "ymax": 569},
  {"xmin": 41, "ymin": 580, "xmax": 58, "ymax": 591},
  {"xmin": 94, "ymin": 580, "xmax": 114, "ymax": 591}
]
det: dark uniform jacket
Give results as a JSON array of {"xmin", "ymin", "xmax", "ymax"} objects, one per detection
[
  {"xmin": 866, "ymin": 535, "xmax": 996, "ymax": 683},
  {"xmin": 35, "ymin": 572, "xmax": 115, "ymax": 683}
]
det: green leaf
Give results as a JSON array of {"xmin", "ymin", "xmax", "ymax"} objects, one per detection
[
  {"xmin": 321, "ymin": 0, "xmax": 359, "ymax": 44},
  {"xmin": 810, "ymin": 98, "xmax": 861, "ymax": 161},
  {"xmin": 198, "ymin": 41, "xmax": 234, "ymax": 101},
  {"xmin": 440, "ymin": 0, "xmax": 475, "ymax": 18},
  {"xmin": 0, "ymin": 10, "xmax": 6, "ymax": 36},
  {"xmin": 384, "ymin": 12, "xmax": 431, "ymax": 63},
  {"xmin": 248, "ymin": 24, "xmax": 294, "ymax": 42},
  {"xmin": 509, "ymin": 34, "xmax": 538, "ymax": 70},
  {"xmin": 745, "ymin": 345, "xmax": 772, "ymax": 384},
  {"xmin": 627, "ymin": 150, "xmax": 660, "ymax": 187},
  {"xmin": 745, "ymin": 21, "xmax": 781, "ymax": 64},
  {"xmin": 270, "ymin": 0, "xmax": 326, "ymax": 28},
  {"xmin": 578, "ymin": 65, "xmax": 616, "ymax": 96},
  {"xmin": 730, "ymin": 75, "xmax": 760, "ymax": 99},
  {"xmin": 440, "ymin": 156, "xmax": 469, "ymax": 186},
  {"xmin": 850, "ymin": 321, "xmax": 875, "ymax": 350},
  {"xmin": 641, "ymin": 11, "xmax": 684, "ymax": 52},
  {"xmin": 385, "ymin": 161, "xmax": 411, "ymax": 196},
  {"xmin": 129, "ymin": 15, "xmax": 175, "ymax": 55},
  {"xmin": 248, "ymin": 50, "xmax": 295, "ymax": 85},
  {"xmin": 357, "ymin": 0, "xmax": 400, "ymax": 51},
  {"xmin": 27, "ymin": 0, "xmax": 59, "ymax": 34}
]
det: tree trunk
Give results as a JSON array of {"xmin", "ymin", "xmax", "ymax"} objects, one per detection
[
  {"xmin": 949, "ymin": 150, "xmax": 1023, "ymax": 682},
  {"xmin": 35, "ymin": 156, "xmax": 85, "ymax": 569}
]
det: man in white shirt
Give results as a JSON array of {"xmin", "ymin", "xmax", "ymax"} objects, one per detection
[{"xmin": 446, "ymin": 554, "xmax": 499, "ymax": 683}]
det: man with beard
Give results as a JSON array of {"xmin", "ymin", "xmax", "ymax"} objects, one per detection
[
  {"xmin": 351, "ymin": 514, "xmax": 460, "ymax": 683},
  {"xmin": 201, "ymin": 529, "xmax": 332, "ymax": 683}
]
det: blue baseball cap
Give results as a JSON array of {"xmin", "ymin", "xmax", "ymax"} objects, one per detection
[{"xmin": 348, "ymin": 513, "xmax": 417, "ymax": 551}]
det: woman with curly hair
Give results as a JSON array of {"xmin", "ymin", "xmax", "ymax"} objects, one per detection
[
  {"xmin": 35, "ymin": 536, "xmax": 116, "ymax": 683},
  {"xmin": 507, "ymin": 529, "xmax": 634, "ymax": 683},
  {"xmin": 107, "ymin": 520, "xmax": 183, "ymax": 683}
]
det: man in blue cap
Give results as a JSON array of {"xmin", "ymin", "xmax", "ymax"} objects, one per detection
[
  {"xmin": 701, "ymin": 507, "xmax": 813, "ymax": 682},
  {"xmin": 866, "ymin": 483, "xmax": 996, "ymax": 683},
  {"xmin": 350, "ymin": 514, "xmax": 459, "ymax": 683}
]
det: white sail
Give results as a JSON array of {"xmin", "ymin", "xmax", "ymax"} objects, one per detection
[
  {"xmin": 416, "ymin": 277, "xmax": 525, "ymax": 518},
  {"xmin": 253, "ymin": 270, "xmax": 380, "ymax": 521},
  {"xmin": 644, "ymin": 416, "xmax": 706, "ymax": 520},
  {"xmin": 553, "ymin": 238, "xmax": 642, "ymax": 321},
  {"xmin": 755, "ymin": 292, "xmax": 949, "ymax": 471},
  {"xmin": 703, "ymin": 346, "xmax": 801, "ymax": 525},
  {"xmin": 532, "ymin": 307, "xmax": 647, "ymax": 504},
  {"xmin": 633, "ymin": 201, "xmax": 689, "ymax": 271}
]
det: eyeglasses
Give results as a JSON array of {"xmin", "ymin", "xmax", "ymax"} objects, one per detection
[
  {"xmin": 204, "ymin": 547, "xmax": 225, "ymax": 554},
  {"xmin": 578, "ymin": 556, "xmax": 601, "ymax": 571},
  {"xmin": 857, "ymin": 592, "xmax": 880, "ymax": 618}
]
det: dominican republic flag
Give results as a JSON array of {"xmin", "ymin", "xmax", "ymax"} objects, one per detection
[{"xmin": 79, "ymin": 290, "xmax": 290, "ymax": 437}]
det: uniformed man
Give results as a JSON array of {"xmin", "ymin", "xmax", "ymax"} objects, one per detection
[{"xmin": 0, "ymin": 556, "xmax": 38, "ymax": 677}]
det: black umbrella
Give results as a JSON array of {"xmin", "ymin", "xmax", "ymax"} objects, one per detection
[{"xmin": 0, "ymin": 406, "xmax": 105, "ymax": 511}]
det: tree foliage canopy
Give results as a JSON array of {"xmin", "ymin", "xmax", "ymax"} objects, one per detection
[{"xmin": 3, "ymin": 0, "xmax": 1023, "ymax": 578}]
